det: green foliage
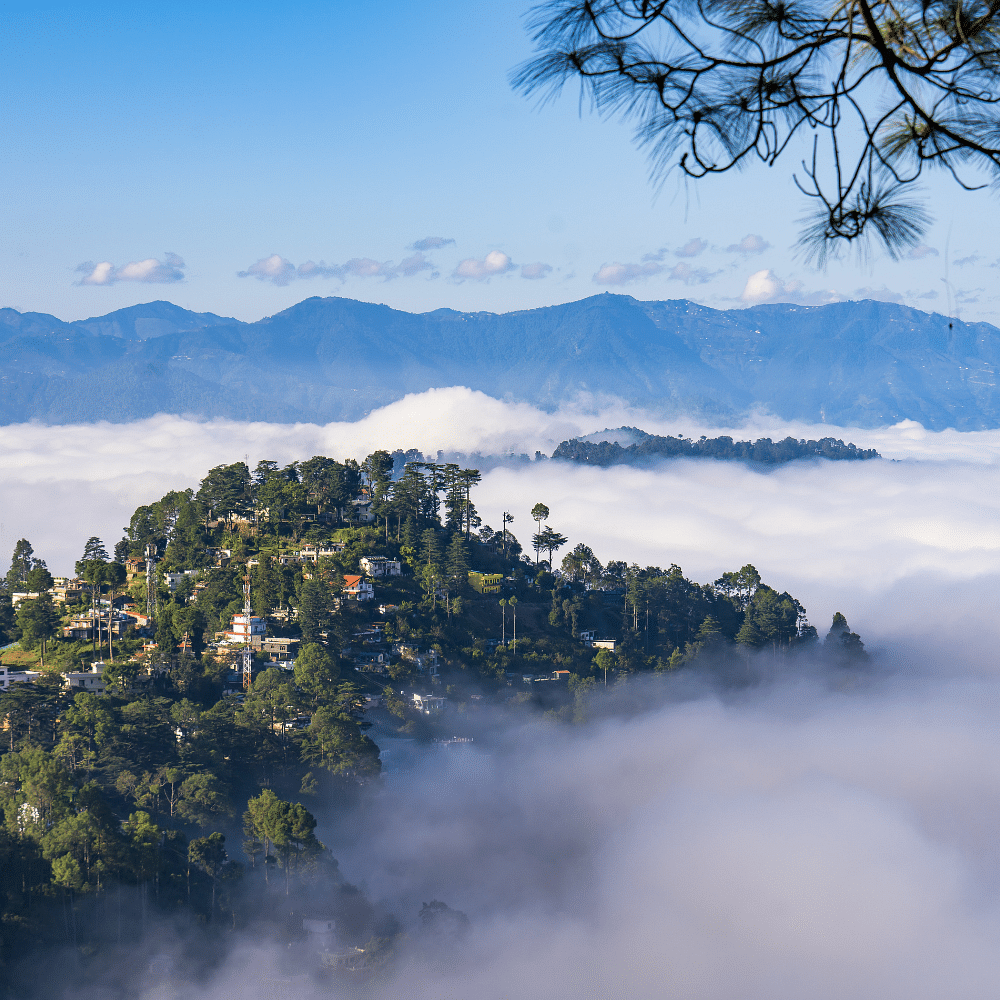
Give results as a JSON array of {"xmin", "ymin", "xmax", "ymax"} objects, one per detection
[
  {"xmin": 243, "ymin": 789, "xmax": 325, "ymax": 891},
  {"xmin": 293, "ymin": 643, "xmax": 340, "ymax": 707},
  {"xmin": 5, "ymin": 539, "xmax": 37, "ymax": 594},
  {"xmin": 298, "ymin": 579, "xmax": 331, "ymax": 644},
  {"xmin": 300, "ymin": 706, "xmax": 381, "ymax": 780}
]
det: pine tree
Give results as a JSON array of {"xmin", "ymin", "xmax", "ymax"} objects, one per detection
[
  {"xmin": 298, "ymin": 580, "xmax": 330, "ymax": 644},
  {"xmin": 736, "ymin": 608, "xmax": 763, "ymax": 648},
  {"xmin": 400, "ymin": 516, "xmax": 420, "ymax": 564},
  {"xmin": 445, "ymin": 534, "xmax": 470, "ymax": 589},
  {"xmin": 5, "ymin": 539, "xmax": 35, "ymax": 593},
  {"xmin": 81, "ymin": 537, "xmax": 109, "ymax": 563}
]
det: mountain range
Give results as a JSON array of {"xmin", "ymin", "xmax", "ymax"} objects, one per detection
[{"xmin": 2, "ymin": 294, "xmax": 998, "ymax": 429}]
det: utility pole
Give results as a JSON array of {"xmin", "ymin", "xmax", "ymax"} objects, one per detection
[
  {"xmin": 510, "ymin": 597, "xmax": 517, "ymax": 654},
  {"xmin": 145, "ymin": 544, "xmax": 158, "ymax": 619}
]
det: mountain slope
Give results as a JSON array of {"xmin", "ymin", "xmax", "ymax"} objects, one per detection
[{"xmin": 1, "ymin": 294, "xmax": 997, "ymax": 428}]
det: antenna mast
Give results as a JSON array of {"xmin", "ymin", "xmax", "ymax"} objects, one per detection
[
  {"xmin": 243, "ymin": 569, "xmax": 253, "ymax": 691},
  {"xmin": 144, "ymin": 543, "xmax": 158, "ymax": 619}
]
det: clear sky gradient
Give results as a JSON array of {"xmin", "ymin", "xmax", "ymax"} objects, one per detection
[{"xmin": 1, "ymin": 0, "xmax": 995, "ymax": 323}]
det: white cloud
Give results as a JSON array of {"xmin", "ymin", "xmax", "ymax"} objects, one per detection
[
  {"xmin": 675, "ymin": 237, "xmax": 707, "ymax": 258},
  {"xmin": 593, "ymin": 261, "xmax": 663, "ymax": 284},
  {"xmin": 726, "ymin": 233, "xmax": 772, "ymax": 255},
  {"xmin": 294, "ymin": 259, "xmax": 344, "ymax": 280},
  {"xmin": 907, "ymin": 244, "xmax": 939, "ymax": 260},
  {"xmin": 851, "ymin": 286, "xmax": 906, "ymax": 304},
  {"xmin": 76, "ymin": 253, "xmax": 185, "ymax": 285},
  {"xmin": 954, "ymin": 254, "xmax": 980, "ymax": 268},
  {"xmin": 341, "ymin": 257, "xmax": 395, "ymax": 278},
  {"xmin": 521, "ymin": 262, "xmax": 552, "ymax": 280},
  {"xmin": 741, "ymin": 269, "xmax": 844, "ymax": 306},
  {"xmin": 453, "ymin": 250, "xmax": 515, "ymax": 281},
  {"xmin": 239, "ymin": 251, "xmax": 437, "ymax": 285},
  {"xmin": 236, "ymin": 254, "xmax": 297, "ymax": 285},
  {"xmin": 410, "ymin": 236, "xmax": 455, "ymax": 251}
]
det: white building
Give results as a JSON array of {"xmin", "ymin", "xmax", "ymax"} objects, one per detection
[
  {"xmin": 64, "ymin": 663, "xmax": 106, "ymax": 694},
  {"xmin": 343, "ymin": 575, "xmax": 374, "ymax": 601},
  {"xmin": 163, "ymin": 569, "xmax": 201, "ymax": 593},
  {"xmin": 359, "ymin": 556, "xmax": 402, "ymax": 578},
  {"xmin": 0, "ymin": 667, "xmax": 41, "ymax": 691},
  {"xmin": 297, "ymin": 543, "xmax": 346, "ymax": 562},
  {"xmin": 222, "ymin": 613, "xmax": 267, "ymax": 644},
  {"xmin": 412, "ymin": 693, "xmax": 446, "ymax": 714},
  {"xmin": 579, "ymin": 630, "xmax": 616, "ymax": 651}
]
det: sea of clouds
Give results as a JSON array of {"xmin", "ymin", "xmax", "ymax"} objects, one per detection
[
  {"xmin": 2, "ymin": 385, "xmax": 998, "ymax": 656},
  {"xmin": 5, "ymin": 386, "xmax": 1000, "ymax": 998}
]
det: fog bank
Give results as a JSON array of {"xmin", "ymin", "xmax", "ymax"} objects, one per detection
[{"xmin": 2, "ymin": 389, "xmax": 998, "ymax": 657}]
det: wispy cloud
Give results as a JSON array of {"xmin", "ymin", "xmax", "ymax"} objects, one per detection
[
  {"xmin": 675, "ymin": 238, "xmax": 707, "ymax": 258},
  {"xmin": 452, "ymin": 250, "xmax": 515, "ymax": 281},
  {"xmin": 521, "ymin": 262, "xmax": 552, "ymax": 280},
  {"xmin": 237, "ymin": 255, "xmax": 298, "ymax": 285},
  {"xmin": 906, "ymin": 244, "xmax": 939, "ymax": 260},
  {"xmin": 238, "ymin": 250, "xmax": 438, "ymax": 285},
  {"xmin": 410, "ymin": 236, "xmax": 455, "ymax": 252},
  {"xmin": 668, "ymin": 262, "xmax": 719, "ymax": 285},
  {"xmin": 726, "ymin": 234, "xmax": 772, "ymax": 255},
  {"xmin": 954, "ymin": 254, "xmax": 981, "ymax": 267},
  {"xmin": 75, "ymin": 253, "xmax": 186, "ymax": 285},
  {"xmin": 741, "ymin": 269, "xmax": 842, "ymax": 305},
  {"xmin": 850, "ymin": 286, "xmax": 906, "ymax": 304},
  {"xmin": 593, "ymin": 261, "xmax": 664, "ymax": 285}
]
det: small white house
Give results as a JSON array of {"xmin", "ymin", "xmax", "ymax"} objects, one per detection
[
  {"xmin": 412, "ymin": 693, "xmax": 447, "ymax": 714},
  {"xmin": 580, "ymin": 630, "xmax": 616, "ymax": 651},
  {"xmin": 343, "ymin": 575, "xmax": 374, "ymax": 601},
  {"xmin": 0, "ymin": 667, "xmax": 40, "ymax": 691},
  {"xmin": 360, "ymin": 556, "xmax": 402, "ymax": 578},
  {"xmin": 64, "ymin": 663, "xmax": 106, "ymax": 695},
  {"xmin": 163, "ymin": 569, "xmax": 200, "ymax": 593}
]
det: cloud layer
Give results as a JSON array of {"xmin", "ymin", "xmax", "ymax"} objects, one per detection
[
  {"xmin": 319, "ymin": 663, "xmax": 1000, "ymax": 1000},
  {"xmin": 6, "ymin": 391, "xmax": 1000, "ymax": 1000},
  {"xmin": 76, "ymin": 253, "xmax": 186, "ymax": 285},
  {"xmin": 237, "ymin": 251, "xmax": 437, "ymax": 286},
  {"xmin": 4, "ymin": 390, "xmax": 1000, "ymax": 650}
]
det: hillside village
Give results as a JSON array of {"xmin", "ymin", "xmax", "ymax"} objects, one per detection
[{"xmin": 0, "ymin": 449, "xmax": 868, "ymax": 975}]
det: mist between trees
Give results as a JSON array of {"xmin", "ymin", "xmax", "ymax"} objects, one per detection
[{"xmin": 0, "ymin": 445, "xmax": 874, "ymax": 995}]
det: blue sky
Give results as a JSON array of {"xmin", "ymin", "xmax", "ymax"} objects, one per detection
[{"xmin": 1, "ymin": 0, "xmax": 995, "ymax": 322}]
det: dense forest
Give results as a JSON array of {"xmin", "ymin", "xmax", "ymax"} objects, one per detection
[
  {"xmin": 0, "ymin": 448, "xmax": 869, "ymax": 995},
  {"xmin": 552, "ymin": 428, "xmax": 880, "ymax": 466}
]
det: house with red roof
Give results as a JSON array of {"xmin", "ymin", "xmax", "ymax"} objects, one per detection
[{"xmin": 343, "ymin": 574, "xmax": 374, "ymax": 602}]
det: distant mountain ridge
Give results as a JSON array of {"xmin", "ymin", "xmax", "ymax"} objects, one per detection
[{"xmin": 1, "ymin": 293, "xmax": 999, "ymax": 429}]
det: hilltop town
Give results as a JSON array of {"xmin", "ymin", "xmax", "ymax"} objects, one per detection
[{"xmin": 0, "ymin": 449, "xmax": 867, "ymax": 976}]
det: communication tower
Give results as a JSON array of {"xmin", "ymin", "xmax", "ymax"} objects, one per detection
[
  {"xmin": 242, "ymin": 570, "xmax": 253, "ymax": 691},
  {"xmin": 144, "ymin": 544, "xmax": 158, "ymax": 619}
]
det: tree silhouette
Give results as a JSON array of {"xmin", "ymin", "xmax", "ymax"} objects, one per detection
[{"xmin": 514, "ymin": 0, "xmax": 1000, "ymax": 259}]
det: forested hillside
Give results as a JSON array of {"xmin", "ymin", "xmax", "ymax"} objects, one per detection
[
  {"xmin": 553, "ymin": 429, "xmax": 880, "ymax": 466},
  {"xmin": 0, "ymin": 447, "xmax": 870, "ymax": 992}
]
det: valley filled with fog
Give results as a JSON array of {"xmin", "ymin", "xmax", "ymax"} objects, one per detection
[
  {"xmin": 3, "ymin": 386, "xmax": 999, "ymax": 659},
  {"xmin": 4, "ymin": 387, "xmax": 1000, "ymax": 999}
]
